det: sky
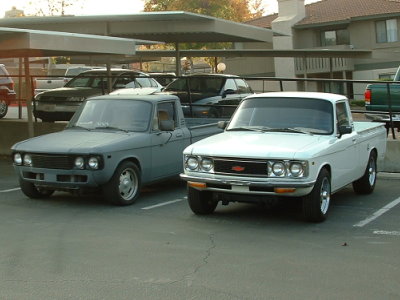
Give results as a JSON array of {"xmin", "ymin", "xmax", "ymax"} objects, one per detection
[{"xmin": 0, "ymin": 0, "xmax": 320, "ymax": 18}]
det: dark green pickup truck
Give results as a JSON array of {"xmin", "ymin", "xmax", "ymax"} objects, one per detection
[{"xmin": 364, "ymin": 68, "xmax": 400, "ymax": 128}]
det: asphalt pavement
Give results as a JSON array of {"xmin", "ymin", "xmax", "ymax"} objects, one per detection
[{"xmin": 1, "ymin": 157, "xmax": 400, "ymax": 299}]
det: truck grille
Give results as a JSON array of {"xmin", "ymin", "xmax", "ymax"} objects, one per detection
[
  {"xmin": 31, "ymin": 154, "xmax": 72, "ymax": 170},
  {"xmin": 39, "ymin": 96, "xmax": 68, "ymax": 102},
  {"xmin": 214, "ymin": 158, "xmax": 268, "ymax": 177}
]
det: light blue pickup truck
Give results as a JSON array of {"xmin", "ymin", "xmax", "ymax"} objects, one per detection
[{"xmin": 11, "ymin": 94, "xmax": 222, "ymax": 205}]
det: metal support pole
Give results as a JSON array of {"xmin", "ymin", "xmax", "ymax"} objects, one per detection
[
  {"xmin": 329, "ymin": 57, "xmax": 333, "ymax": 93},
  {"xmin": 18, "ymin": 58, "xmax": 23, "ymax": 119},
  {"xmin": 24, "ymin": 57, "xmax": 34, "ymax": 138},
  {"xmin": 303, "ymin": 56, "xmax": 307, "ymax": 91},
  {"xmin": 175, "ymin": 42, "xmax": 181, "ymax": 76},
  {"xmin": 386, "ymin": 82, "xmax": 396, "ymax": 139}
]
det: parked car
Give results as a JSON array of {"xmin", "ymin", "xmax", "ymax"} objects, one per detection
[
  {"xmin": 148, "ymin": 72, "xmax": 176, "ymax": 86},
  {"xmin": 161, "ymin": 73, "xmax": 254, "ymax": 118},
  {"xmin": 0, "ymin": 64, "xmax": 17, "ymax": 118},
  {"xmin": 12, "ymin": 94, "xmax": 222, "ymax": 206},
  {"xmin": 33, "ymin": 69, "xmax": 160, "ymax": 122},
  {"xmin": 180, "ymin": 92, "xmax": 387, "ymax": 222},
  {"xmin": 34, "ymin": 66, "xmax": 103, "ymax": 95},
  {"xmin": 110, "ymin": 77, "xmax": 163, "ymax": 95}
]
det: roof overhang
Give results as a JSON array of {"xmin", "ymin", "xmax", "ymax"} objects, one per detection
[
  {"xmin": 0, "ymin": 11, "xmax": 276, "ymax": 43},
  {"xmin": 0, "ymin": 27, "xmax": 158, "ymax": 58}
]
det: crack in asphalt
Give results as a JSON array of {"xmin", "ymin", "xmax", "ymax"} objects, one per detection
[{"xmin": 168, "ymin": 233, "xmax": 216, "ymax": 286}]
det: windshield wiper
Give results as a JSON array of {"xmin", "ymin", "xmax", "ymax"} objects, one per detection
[
  {"xmin": 69, "ymin": 125, "xmax": 90, "ymax": 131},
  {"xmin": 227, "ymin": 127, "xmax": 265, "ymax": 132},
  {"xmin": 93, "ymin": 126, "xmax": 129, "ymax": 133},
  {"xmin": 262, "ymin": 127, "xmax": 312, "ymax": 135}
]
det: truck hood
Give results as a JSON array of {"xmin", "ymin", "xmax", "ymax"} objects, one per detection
[
  {"xmin": 12, "ymin": 129, "xmax": 139, "ymax": 154},
  {"xmin": 185, "ymin": 131, "xmax": 331, "ymax": 160}
]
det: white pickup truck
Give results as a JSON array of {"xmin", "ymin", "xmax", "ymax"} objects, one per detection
[{"xmin": 180, "ymin": 92, "xmax": 387, "ymax": 222}]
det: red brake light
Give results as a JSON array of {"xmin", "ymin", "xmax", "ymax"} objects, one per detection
[{"xmin": 364, "ymin": 89, "xmax": 371, "ymax": 105}]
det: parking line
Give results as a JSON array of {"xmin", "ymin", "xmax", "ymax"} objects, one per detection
[
  {"xmin": 353, "ymin": 196, "xmax": 400, "ymax": 227},
  {"xmin": 141, "ymin": 198, "xmax": 185, "ymax": 210},
  {"xmin": 0, "ymin": 187, "xmax": 21, "ymax": 193}
]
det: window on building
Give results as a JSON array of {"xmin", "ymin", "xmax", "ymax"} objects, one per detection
[
  {"xmin": 378, "ymin": 73, "xmax": 396, "ymax": 80},
  {"xmin": 321, "ymin": 29, "xmax": 349, "ymax": 46},
  {"xmin": 376, "ymin": 19, "xmax": 398, "ymax": 43}
]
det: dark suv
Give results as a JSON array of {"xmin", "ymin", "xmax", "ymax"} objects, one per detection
[
  {"xmin": 34, "ymin": 69, "xmax": 159, "ymax": 122},
  {"xmin": 0, "ymin": 64, "xmax": 17, "ymax": 118},
  {"xmin": 162, "ymin": 74, "xmax": 254, "ymax": 118}
]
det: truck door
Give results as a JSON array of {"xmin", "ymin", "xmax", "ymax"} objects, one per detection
[
  {"xmin": 151, "ymin": 101, "xmax": 188, "ymax": 179},
  {"xmin": 331, "ymin": 101, "xmax": 358, "ymax": 189}
]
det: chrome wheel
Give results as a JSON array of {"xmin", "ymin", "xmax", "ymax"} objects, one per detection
[
  {"xmin": 368, "ymin": 156, "xmax": 376, "ymax": 186},
  {"xmin": 320, "ymin": 177, "xmax": 331, "ymax": 215},
  {"xmin": 119, "ymin": 167, "xmax": 139, "ymax": 201}
]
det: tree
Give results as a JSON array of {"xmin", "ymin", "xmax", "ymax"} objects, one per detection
[
  {"xmin": 144, "ymin": 0, "xmax": 264, "ymax": 22},
  {"xmin": 27, "ymin": 0, "xmax": 82, "ymax": 16},
  {"xmin": 144, "ymin": 0, "xmax": 264, "ymax": 72}
]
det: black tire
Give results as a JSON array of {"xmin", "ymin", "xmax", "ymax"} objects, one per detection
[
  {"xmin": 302, "ymin": 168, "xmax": 331, "ymax": 222},
  {"xmin": 0, "ymin": 100, "xmax": 8, "ymax": 118},
  {"xmin": 103, "ymin": 161, "xmax": 141, "ymax": 206},
  {"xmin": 187, "ymin": 186, "xmax": 217, "ymax": 215},
  {"xmin": 19, "ymin": 178, "xmax": 54, "ymax": 199},
  {"xmin": 352, "ymin": 151, "xmax": 377, "ymax": 195}
]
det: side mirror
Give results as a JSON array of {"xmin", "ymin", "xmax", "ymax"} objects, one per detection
[
  {"xmin": 338, "ymin": 125, "xmax": 352, "ymax": 137},
  {"xmin": 159, "ymin": 120, "xmax": 174, "ymax": 131},
  {"xmin": 217, "ymin": 120, "xmax": 228, "ymax": 129}
]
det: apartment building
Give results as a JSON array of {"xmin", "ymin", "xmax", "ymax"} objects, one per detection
[{"xmin": 227, "ymin": 0, "xmax": 400, "ymax": 98}]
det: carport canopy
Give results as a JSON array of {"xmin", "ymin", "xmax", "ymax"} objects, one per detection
[
  {"xmin": 0, "ymin": 26, "xmax": 159, "ymax": 138},
  {"xmin": 0, "ymin": 27, "xmax": 157, "ymax": 58}
]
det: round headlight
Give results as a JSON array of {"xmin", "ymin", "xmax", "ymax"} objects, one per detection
[
  {"xmin": 200, "ymin": 158, "xmax": 213, "ymax": 172},
  {"xmin": 186, "ymin": 156, "xmax": 199, "ymax": 170},
  {"xmin": 88, "ymin": 157, "xmax": 99, "ymax": 170},
  {"xmin": 74, "ymin": 157, "xmax": 85, "ymax": 169},
  {"xmin": 14, "ymin": 153, "xmax": 22, "ymax": 165},
  {"xmin": 290, "ymin": 163, "xmax": 304, "ymax": 177},
  {"xmin": 23, "ymin": 154, "xmax": 32, "ymax": 166},
  {"xmin": 272, "ymin": 162, "xmax": 285, "ymax": 176}
]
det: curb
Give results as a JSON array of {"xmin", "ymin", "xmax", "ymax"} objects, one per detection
[{"xmin": 378, "ymin": 172, "xmax": 400, "ymax": 180}]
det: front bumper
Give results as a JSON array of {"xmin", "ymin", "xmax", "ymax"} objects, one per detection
[
  {"xmin": 14, "ymin": 165, "xmax": 108, "ymax": 191},
  {"xmin": 180, "ymin": 173, "xmax": 316, "ymax": 197}
]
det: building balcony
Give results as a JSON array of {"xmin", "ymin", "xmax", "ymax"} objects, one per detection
[{"xmin": 295, "ymin": 57, "xmax": 354, "ymax": 76}]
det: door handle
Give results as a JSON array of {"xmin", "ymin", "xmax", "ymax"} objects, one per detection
[{"xmin": 176, "ymin": 133, "xmax": 183, "ymax": 137}]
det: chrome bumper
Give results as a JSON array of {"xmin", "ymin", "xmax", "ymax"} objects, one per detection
[{"xmin": 180, "ymin": 173, "xmax": 316, "ymax": 197}]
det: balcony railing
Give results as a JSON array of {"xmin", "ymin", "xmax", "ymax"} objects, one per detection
[{"xmin": 295, "ymin": 57, "xmax": 354, "ymax": 75}]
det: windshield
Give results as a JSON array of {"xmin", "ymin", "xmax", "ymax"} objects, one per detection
[
  {"xmin": 67, "ymin": 99, "xmax": 152, "ymax": 132},
  {"xmin": 227, "ymin": 97, "xmax": 334, "ymax": 135},
  {"xmin": 164, "ymin": 77, "xmax": 225, "ymax": 96}
]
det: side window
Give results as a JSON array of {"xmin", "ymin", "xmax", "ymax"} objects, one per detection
[
  {"xmin": 336, "ymin": 102, "xmax": 350, "ymax": 128},
  {"xmin": 224, "ymin": 79, "xmax": 238, "ymax": 93},
  {"xmin": 154, "ymin": 102, "xmax": 177, "ymax": 130},
  {"xmin": 235, "ymin": 79, "xmax": 252, "ymax": 94}
]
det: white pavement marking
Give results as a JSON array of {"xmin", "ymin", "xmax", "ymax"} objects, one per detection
[
  {"xmin": 0, "ymin": 188, "xmax": 21, "ymax": 193},
  {"xmin": 373, "ymin": 230, "xmax": 400, "ymax": 236},
  {"xmin": 141, "ymin": 198, "xmax": 185, "ymax": 210},
  {"xmin": 353, "ymin": 196, "xmax": 400, "ymax": 227}
]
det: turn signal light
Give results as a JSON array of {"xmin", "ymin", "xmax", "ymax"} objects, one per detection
[
  {"xmin": 274, "ymin": 187, "xmax": 296, "ymax": 194},
  {"xmin": 188, "ymin": 181, "xmax": 207, "ymax": 189}
]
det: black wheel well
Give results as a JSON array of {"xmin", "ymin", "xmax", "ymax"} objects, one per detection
[
  {"xmin": 120, "ymin": 157, "xmax": 141, "ymax": 171},
  {"xmin": 320, "ymin": 164, "xmax": 331, "ymax": 177},
  {"xmin": 370, "ymin": 148, "xmax": 378, "ymax": 158}
]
